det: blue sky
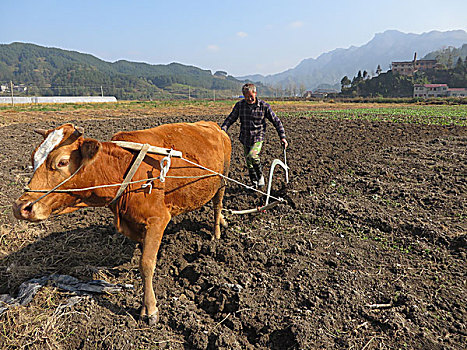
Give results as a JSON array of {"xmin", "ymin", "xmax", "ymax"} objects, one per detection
[{"xmin": 2, "ymin": 0, "xmax": 466, "ymax": 76}]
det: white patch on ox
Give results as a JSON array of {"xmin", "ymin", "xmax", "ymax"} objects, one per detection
[{"xmin": 33, "ymin": 129, "xmax": 64, "ymax": 171}]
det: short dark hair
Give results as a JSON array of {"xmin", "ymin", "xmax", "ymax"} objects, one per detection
[{"xmin": 242, "ymin": 83, "xmax": 256, "ymax": 94}]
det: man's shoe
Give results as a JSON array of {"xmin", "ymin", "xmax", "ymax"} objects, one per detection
[
  {"xmin": 257, "ymin": 174, "xmax": 265, "ymax": 187},
  {"xmin": 248, "ymin": 168, "xmax": 258, "ymax": 188},
  {"xmin": 253, "ymin": 163, "xmax": 265, "ymax": 188}
]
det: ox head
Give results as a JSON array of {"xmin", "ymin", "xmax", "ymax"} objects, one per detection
[{"xmin": 13, "ymin": 123, "xmax": 101, "ymax": 222}]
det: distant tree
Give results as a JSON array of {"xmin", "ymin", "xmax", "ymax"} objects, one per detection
[
  {"xmin": 340, "ymin": 76, "xmax": 351, "ymax": 89},
  {"xmin": 455, "ymin": 57, "xmax": 464, "ymax": 72},
  {"xmin": 363, "ymin": 70, "xmax": 368, "ymax": 79},
  {"xmin": 376, "ymin": 65, "xmax": 382, "ymax": 75},
  {"xmin": 214, "ymin": 71, "xmax": 228, "ymax": 77},
  {"xmin": 351, "ymin": 71, "xmax": 363, "ymax": 86},
  {"xmin": 299, "ymin": 83, "xmax": 306, "ymax": 97},
  {"xmin": 291, "ymin": 83, "xmax": 298, "ymax": 97},
  {"xmin": 447, "ymin": 54, "xmax": 454, "ymax": 68}
]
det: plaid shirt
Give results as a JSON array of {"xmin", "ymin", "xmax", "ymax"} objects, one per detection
[{"xmin": 221, "ymin": 98, "xmax": 286, "ymax": 146}]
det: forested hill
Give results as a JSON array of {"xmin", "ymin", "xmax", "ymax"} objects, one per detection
[
  {"xmin": 0, "ymin": 42, "xmax": 260, "ymax": 100},
  {"xmin": 423, "ymin": 44, "xmax": 467, "ymax": 66}
]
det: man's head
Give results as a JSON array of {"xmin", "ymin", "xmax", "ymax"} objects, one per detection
[{"xmin": 242, "ymin": 83, "xmax": 257, "ymax": 104}]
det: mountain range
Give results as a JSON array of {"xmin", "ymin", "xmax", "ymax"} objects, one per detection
[
  {"xmin": 237, "ymin": 30, "xmax": 467, "ymax": 91},
  {"xmin": 0, "ymin": 42, "xmax": 265, "ymax": 100},
  {"xmin": 1, "ymin": 29, "xmax": 466, "ymax": 98}
]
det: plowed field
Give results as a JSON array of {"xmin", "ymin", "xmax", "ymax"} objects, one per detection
[{"xmin": 1, "ymin": 102, "xmax": 465, "ymax": 349}]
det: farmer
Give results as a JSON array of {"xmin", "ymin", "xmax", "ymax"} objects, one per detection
[{"xmin": 221, "ymin": 83, "xmax": 288, "ymax": 188}]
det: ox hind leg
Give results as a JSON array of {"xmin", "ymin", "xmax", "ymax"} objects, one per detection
[
  {"xmin": 212, "ymin": 181, "xmax": 228, "ymax": 240},
  {"xmin": 139, "ymin": 210, "xmax": 171, "ymax": 325}
]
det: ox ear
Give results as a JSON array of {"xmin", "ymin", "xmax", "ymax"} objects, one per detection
[
  {"xmin": 80, "ymin": 139, "xmax": 101, "ymax": 165},
  {"xmin": 34, "ymin": 128, "xmax": 48, "ymax": 138}
]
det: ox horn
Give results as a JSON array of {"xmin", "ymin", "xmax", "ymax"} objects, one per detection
[
  {"xmin": 34, "ymin": 128, "xmax": 48, "ymax": 137},
  {"xmin": 74, "ymin": 126, "xmax": 84, "ymax": 137}
]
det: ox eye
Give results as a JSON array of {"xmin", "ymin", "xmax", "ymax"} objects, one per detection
[{"xmin": 57, "ymin": 159, "xmax": 70, "ymax": 168}]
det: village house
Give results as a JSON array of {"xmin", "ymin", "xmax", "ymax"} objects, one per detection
[
  {"xmin": 413, "ymin": 84, "xmax": 467, "ymax": 98},
  {"xmin": 13, "ymin": 84, "xmax": 28, "ymax": 93},
  {"xmin": 0, "ymin": 83, "xmax": 28, "ymax": 93},
  {"xmin": 303, "ymin": 88, "xmax": 338, "ymax": 99},
  {"xmin": 413, "ymin": 84, "xmax": 448, "ymax": 97},
  {"xmin": 392, "ymin": 53, "xmax": 438, "ymax": 76},
  {"xmin": 447, "ymin": 88, "xmax": 467, "ymax": 97}
]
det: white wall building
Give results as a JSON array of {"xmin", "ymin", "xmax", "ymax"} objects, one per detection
[
  {"xmin": 447, "ymin": 88, "xmax": 467, "ymax": 97},
  {"xmin": 414, "ymin": 84, "xmax": 467, "ymax": 98},
  {"xmin": 413, "ymin": 84, "xmax": 448, "ymax": 98}
]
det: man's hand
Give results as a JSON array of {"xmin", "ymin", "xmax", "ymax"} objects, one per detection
[{"xmin": 281, "ymin": 138, "xmax": 288, "ymax": 149}]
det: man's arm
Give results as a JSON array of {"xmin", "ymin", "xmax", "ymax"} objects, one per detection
[
  {"xmin": 221, "ymin": 102, "xmax": 240, "ymax": 132},
  {"xmin": 265, "ymin": 104, "xmax": 287, "ymax": 147}
]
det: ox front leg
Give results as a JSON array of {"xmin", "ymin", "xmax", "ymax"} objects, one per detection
[
  {"xmin": 139, "ymin": 212, "xmax": 171, "ymax": 325},
  {"xmin": 212, "ymin": 186, "xmax": 228, "ymax": 240}
]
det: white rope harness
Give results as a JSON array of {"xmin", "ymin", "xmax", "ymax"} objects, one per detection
[
  {"xmin": 24, "ymin": 142, "xmax": 288, "ymax": 212},
  {"xmin": 27, "ymin": 163, "xmax": 85, "ymax": 207},
  {"xmin": 180, "ymin": 156, "xmax": 284, "ymax": 201}
]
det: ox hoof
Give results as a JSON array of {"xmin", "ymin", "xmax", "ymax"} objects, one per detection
[
  {"xmin": 140, "ymin": 306, "xmax": 159, "ymax": 326},
  {"xmin": 148, "ymin": 309, "xmax": 160, "ymax": 326},
  {"xmin": 212, "ymin": 230, "xmax": 221, "ymax": 240}
]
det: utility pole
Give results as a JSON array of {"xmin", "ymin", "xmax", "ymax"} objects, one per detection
[
  {"xmin": 100, "ymin": 86, "xmax": 104, "ymax": 97},
  {"xmin": 213, "ymin": 90, "xmax": 216, "ymax": 101},
  {"xmin": 10, "ymin": 81, "xmax": 14, "ymax": 106},
  {"xmin": 188, "ymin": 86, "xmax": 191, "ymax": 100}
]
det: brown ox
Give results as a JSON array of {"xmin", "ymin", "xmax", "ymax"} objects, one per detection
[{"xmin": 12, "ymin": 121, "xmax": 231, "ymax": 324}]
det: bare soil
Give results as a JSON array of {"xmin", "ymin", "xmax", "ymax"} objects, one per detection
[{"xmin": 0, "ymin": 106, "xmax": 466, "ymax": 349}]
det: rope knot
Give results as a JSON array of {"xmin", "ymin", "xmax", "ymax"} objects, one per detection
[
  {"xmin": 159, "ymin": 149, "xmax": 175, "ymax": 183},
  {"xmin": 141, "ymin": 180, "xmax": 154, "ymax": 194}
]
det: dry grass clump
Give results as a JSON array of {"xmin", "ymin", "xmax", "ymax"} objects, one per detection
[
  {"xmin": 0, "ymin": 223, "xmax": 49, "ymax": 291},
  {"xmin": 0, "ymin": 216, "xmax": 135, "ymax": 294},
  {"xmin": 0, "ymin": 219, "xmax": 138, "ymax": 349},
  {"xmin": 0, "ymin": 288, "xmax": 90, "ymax": 349}
]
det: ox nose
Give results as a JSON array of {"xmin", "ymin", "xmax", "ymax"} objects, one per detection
[{"xmin": 12, "ymin": 200, "xmax": 34, "ymax": 220}]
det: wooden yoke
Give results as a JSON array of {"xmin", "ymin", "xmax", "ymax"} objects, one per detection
[{"xmin": 111, "ymin": 141, "xmax": 183, "ymax": 158}]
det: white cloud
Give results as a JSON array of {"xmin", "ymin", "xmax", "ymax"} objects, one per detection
[
  {"xmin": 207, "ymin": 45, "xmax": 220, "ymax": 52},
  {"xmin": 290, "ymin": 21, "xmax": 304, "ymax": 28},
  {"xmin": 237, "ymin": 31, "xmax": 248, "ymax": 38}
]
